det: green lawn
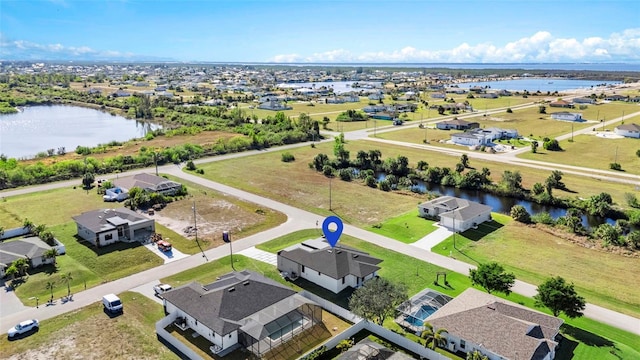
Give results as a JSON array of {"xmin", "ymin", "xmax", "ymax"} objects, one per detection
[
  {"xmin": 518, "ymin": 132, "xmax": 640, "ymax": 175},
  {"xmin": 431, "ymin": 214, "xmax": 640, "ymax": 319},
  {"xmin": 10, "ymin": 221, "xmax": 163, "ymax": 304},
  {"xmin": 0, "ymin": 291, "xmax": 177, "ymax": 359},
  {"xmin": 366, "ymin": 208, "xmax": 438, "ymax": 243}
]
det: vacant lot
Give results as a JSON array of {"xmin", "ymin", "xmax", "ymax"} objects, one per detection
[
  {"xmin": 432, "ymin": 214, "xmax": 640, "ymax": 318},
  {"xmin": 0, "ymin": 291, "xmax": 177, "ymax": 360},
  {"xmin": 196, "ymin": 140, "xmax": 638, "ymax": 224},
  {"xmin": 518, "ymin": 133, "xmax": 640, "ymax": 175}
]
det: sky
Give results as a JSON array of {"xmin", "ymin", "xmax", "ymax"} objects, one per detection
[{"xmin": 1, "ymin": 0, "xmax": 639, "ymax": 63}]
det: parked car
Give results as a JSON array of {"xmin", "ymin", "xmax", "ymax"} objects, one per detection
[
  {"xmin": 157, "ymin": 240, "xmax": 172, "ymax": 252},
  {"xmin": 153, "ymin": 283, "xmax": 173, "ymax": 297},
  {"xmin": 102, "ymin": 294, "xmax": 123, "ymax": 314},
  {"xmin": 8, "ymin": 319, "xmax": 39, "ymax": 339},
  {"xmin": 393, "ymin": 119, "xmax": 403, "ymax": 126}
]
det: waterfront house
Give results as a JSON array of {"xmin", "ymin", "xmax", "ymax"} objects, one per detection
[
  {"xmin": 277, "ymin": 238, "xmax": 382, "ymax": 294},
  {"xmin": 418, "ymin": 196, "xmax": 491, "ymax": 232}
]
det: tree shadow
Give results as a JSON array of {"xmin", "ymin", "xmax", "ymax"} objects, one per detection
[
  {"xmin": 561, "ymin": 324, "xmax": 614, "ymax": 348},
  {"xmin": 555, "ymin": 334, "xmax": 579, "ymax": 360}
]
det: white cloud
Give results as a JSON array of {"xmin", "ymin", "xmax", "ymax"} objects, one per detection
[
  {"xmin": 0, "ymin": 34, "xmax": 136, "ymax": 60},
  {"xmin": 270, "ymin": 29, "xmax": 640, "ymax": 63}
]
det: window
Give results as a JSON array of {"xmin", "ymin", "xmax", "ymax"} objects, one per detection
[
  {"xmin": 342, "ymin": 277, "xmax": 345, "ymax": 284},
  {"xmin": 105, "ymin": 234, "xmax": 113, "ymax": 241},
  {"xmin": 318, "ymin": 271, "xmax": 321, "ymax": 276},
  {"xmin": 460, "ymin": 340, "xmax": 466, "ymax": 349},
  {"xmin": 301, "ymin": 265, "xmax": 305, "ymax": 273}
]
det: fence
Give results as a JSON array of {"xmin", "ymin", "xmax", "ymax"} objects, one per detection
[{"xmin": 156, "ymin": 315, "xmax": 204, "ymax": 360}]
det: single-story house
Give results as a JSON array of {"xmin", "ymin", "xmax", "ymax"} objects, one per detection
[
  {"xmin": 112, "ymin": 173, "xmax": 183, "ymax": 197},
  {"xmin": 436, "ymin": 119, "xmax": 480, "ymax": 130},
  {"xmin": 450, "ymin": 132, "xmax": 492, "ymax": 147},
  {"xmin": 551, "ymin": 112, "xmax": 583, "ymax": 122},
  {"xmin": 427, "ymin": 288, "xmax": 563, "ymax": 360},
  {"xmin": 0, "ymin": 237, "xmax": 55, "ymax": 277},
  {"xmin": 604, "ymin": 94, "xmax": 627, "ymax": 101},
  {"xmin": 111, "ymin": 89, "xmax": 131, "ymax": 98},
  {"xmin": 368, "ymin": 93, "xmax": 385, "ymax": 100},
  {"xmin": 483, "ymin": 127, "xmax": 519, "ymax": 140},
  {"xmin": 572, "ymin": 97, "xmax": 595, "ymax": 104},
  {"xmin": 277, "ymin": 238, "xmax": 382, "ymax": 294},
  {"xmin": 418, "ymin": 196, "xmax": 492, "ymax": 232},
  {"xmin": 370, "ymin": 113, "xmax": 394, "ymax": 120},
  {"xmin": 614, "ymin": 123, "xmax": 640, "ymax": 138},
  {"xmin": 549, "ymin": 100, "xmax": 573, "ymax": 108},
  {"xmin": 160, "ymin": 270, "xmax": 322, "ymax": 357},
  {"xmin": 431, "ymin": 92, "xmax": 446, "ymax": 99},
  {"xmin": 72, "ymin": 208, "xmax": 155, "ymax": 247},
  {"xmin": 258, "ymin": 100, "xmax": 292, "ymax": 111},
  {"xmin": 479, "ymin": 92, "xmax": 498, "ymax": 99},
  {"xmin": 629, "ymin": 96, "xmax": 640, "ymax": 103}
]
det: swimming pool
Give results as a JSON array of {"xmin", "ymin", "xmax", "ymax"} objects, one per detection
[{"xmin": 404, "ymin": 305, "xmax": 438, "ymax": 327}]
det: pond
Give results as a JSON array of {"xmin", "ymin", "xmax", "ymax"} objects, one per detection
[{"xmin": 0, "ymin": 105, "xmax": 160, "ymax": 159}]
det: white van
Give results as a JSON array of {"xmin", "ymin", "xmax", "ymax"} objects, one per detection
[{"xmin": 102, "ymin": 294, "xmax": 123, "ymax": 313}]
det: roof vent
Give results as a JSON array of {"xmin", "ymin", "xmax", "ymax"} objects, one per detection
[
  {"xmin": 228, "ymin": 287, "xmax": 235, "ymax": 292},
  {"xmin": 243, "ymin": 281, "xmax": 250, "ymax": 286},
  {"xmin": 336, "ymin": 250, "xmax": 342, "ymax": 254},
  {"xmin": 327, "ymin": 250, "xmax": 332, "ymax": 253},
  {"xmin": 487, "ymin": 305, "xmax": 496, "ymax": 310},
  {"xmin": 353, "ymin": 254, "xmax": 359, "ymax": 258},
  {"xmin": 202, "ymin": 286, "xmax": 208, "ymax": 291}
]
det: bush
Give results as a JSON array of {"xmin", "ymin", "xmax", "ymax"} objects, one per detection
[
  {"xmin": 339, "ymin": 168, "xmax": 353, "ymax": 181},
  {"xmin": 510, "ymin": 205, "xmax": 531, "ymax": 223},
  {"xmin": 531, "ymin": 212, "xmax": 556, "ymax": 225},
  {"xmin": 185, "ymin": 160, "xmax": 197, "ymax": 170},
  {"xmin": 196, "ymin": 168, "xmax": 204, "ymax": 174},
  {"xmin": 506, "ymin": 108, "xmax": 513, "ymax": 113},
  {"xmin": 543, "ymin": 139, "xmax": 562, "ymax": 151},
  {"xmin": 609, "ymin": 162, "xmax": 622, "ymax": 171},
  {"xmin": 281, "ymin": 152, "xmax": 295, "ymax": 162},
  {"xmin": 378, "ymin": 179, "xmax": 391, "ymax": 191},
  {"xmin": 365, "ymin": 175, "xmax": 377, "ymax": 188}
]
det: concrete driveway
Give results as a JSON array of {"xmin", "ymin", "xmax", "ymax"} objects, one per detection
[
  {"xmin": 0, "ymin": 280, "xmax": 30, "ymax": 318},
  {"xmin": 411, "ymin": 226, "xmax": 453, "ymax": 252}
]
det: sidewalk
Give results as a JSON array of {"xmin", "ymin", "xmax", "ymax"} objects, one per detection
[{"xmin": 236, "ymin": 246, "xmax": 278, "ymax": 266}]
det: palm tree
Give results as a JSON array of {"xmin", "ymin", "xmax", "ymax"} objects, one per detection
[
  {"xmin": 46, "ymin": 281, "xmax": 55, "ymax": 303},
  {"xmin": 421, "ymin": 322, "xmax": 448, "ymax": 350},
  {"xmin": 5, "ymin": 264, "xmax": 18, "ymax": 280},
  {"xmin": 13, "ymin": 258, "xmax": 30, "ymax": 277},
  {"xmin": 43, "ymin": 248, "xmax": 59, "ymax": 266},
  {"xmin": 466, "ymin": 350, "xmax": 489, "ymax": 360},
  {"xmin": 61, "ymin": 272, "xmax": 73, "ymax": 297}
]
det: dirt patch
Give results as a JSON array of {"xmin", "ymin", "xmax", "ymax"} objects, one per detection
[{"xmin": 533, "ymin": 224, "xmax": 639, "ymax": 258}]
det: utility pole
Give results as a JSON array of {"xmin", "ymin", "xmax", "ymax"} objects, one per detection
[{"xmin": 329, "ymin": 176, "xmax": 333, "ymax": 211}]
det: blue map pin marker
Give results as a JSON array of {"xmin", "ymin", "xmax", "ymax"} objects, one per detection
[{"xmin": 322, "ymin": 216, "xmax": 344, "ymax": 248}]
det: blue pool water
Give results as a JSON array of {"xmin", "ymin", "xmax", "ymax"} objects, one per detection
[{"xmin": 404, "ymin": 305, "xmax": 437, "ymax": 327}]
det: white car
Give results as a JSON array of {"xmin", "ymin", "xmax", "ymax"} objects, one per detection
[
  {"xmin": 8, "ymin": 319, "xmax": 39, "ymax": 339},
  {"xmin": 153, "ymin": 284, "xmax": 173, "ymax": 297}
]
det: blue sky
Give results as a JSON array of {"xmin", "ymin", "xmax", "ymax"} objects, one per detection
[{"xmin": 1, "ymin": 0, "xmax": 639, "ymax": 63}]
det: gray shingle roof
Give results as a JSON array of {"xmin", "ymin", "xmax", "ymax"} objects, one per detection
[
  {"xmin": 113, "ymin": 173, "xmax": 182, "ymax": 192},
  {"xmin": 616, "ymin": 123, "xmax": 640, "ymax": 132},
  {"xmin": 72, "ymin": 208, "xmax": 149, "ymax": 233},
  {"xmin": 162, "ymin": 270, "xmax": 297, "ymax": 336},
  {"xmin": 0, "ymin": 236, "xmax": 52, "ymax": 266},
  {"xmin": 427, "ymin": 288, "xmax": 563, "ymax": 360},
  {"xmin": 278, "ymin": 241, "xmax": 382, "ymax": 279}
]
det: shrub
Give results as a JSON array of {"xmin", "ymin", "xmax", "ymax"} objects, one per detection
[
  {"xmin": 339, "ymin": 168, "xmax": 353, "ymax": 181},
  {"xmin": 281, "ymin": 152, "xmax": 295, "ymax": 162},
  {"xmin": 365, "ymin": 175, "xmax": 377, "ymax": 188},
  {"xmin": 531, "ymin": 212, "xmax": 556, "ymax": 225},
  {"xmin": 322, "ymin": 165, "xmax": 334, "ymax": 176},
  {"xmin": 510, "ymin": 205, "xmax": 531, "ymax": 223},
  {"xmin": 609, "ymin": 162, "xmax": 622, "ymax": 171},
  {"xmin": 506, "ymin": 108, "xmax": 513, "ymax": 113},
  {"xmin": 379, "ymin": 179, "xmax": 391, "ymax": 191},
  {"xmin": 185, "ymin": 160, "xmax": 197, "ymax": 170},
  {"xmin": 196, "ymin": 168, "xmax": 204, "ymax": 174},
  {"xmin": 543, "ymin": 139, "xmax": 562, "ymax": 151}
]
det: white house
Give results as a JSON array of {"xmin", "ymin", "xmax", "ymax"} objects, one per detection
[
  {"xmin": 72, "ymin": 208, "xmax": 155, "ymax": 247},
  {"xmin": 450, "ymin": 132, "xmax": 491, "ymax": 147},
  {"xmin": 160, "ymin": 270, "xmax": 322, "ymax": 357},
  {"xmin": 427, "ymin": 288, "xmax": 563, "ymax": 360},
  {"xmin": 0, "ymin": 237, "xmax": 56, "ymax": 278},
  {"xmin": 258, "ymin": 100, "xmax": 292, "ymax": 111},
  {"xmin": 614, "ymin": 123, "xmax": 640, "ymax": 138},
  {"xmin": 551, "ymin": 112, "xmax": 583, "ymax": 122},
  {"xmin": 277, "ymin": 239, "xmax": 382, "ymax": 294},
  {"xmin": 418, "ymin": 196, "xmax": 492, "ymax": 232}
]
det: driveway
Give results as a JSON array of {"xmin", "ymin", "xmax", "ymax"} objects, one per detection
[
  {"xmin": 143, "ymin": 242, "xmax": 189, "ymax": 263},
  {"xmin": 236, "ymin": 246, "xmax": 278, "ymax": 266},
  {"xmin": 411, "ymin": 226, "xmax": 453, "ymax": 252},
  {"xmin": 0, "ymin": 280, "xmax": 29, "ymax": 317}
]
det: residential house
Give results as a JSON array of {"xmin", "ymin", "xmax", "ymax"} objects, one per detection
[
  {"xmin": 604, "ymin": 94, "xmax": 628, "ymax": 101},
  {"xmin": 277, "ymin": 238, "xmax": 382, "ymax": 294},
  {"xmin": 572, "ymin": 97, "xmax": 595, "ymax": 104},
  {"xmin": 363, "ymin": 105, "xmax": 387, "ymax": 113},
  {"xmin": 368, "ymin": 93, "xmax": 385, "ymax": 101},
  {"xmin": 87, "ymin": 88, "xmax": 102, "ymax": 95},
  {"xmin": 549, "ymin": 100, "xmax": 574, "ymax": 108},
  {"xmin": 497, "ymin": 89, "xmax": 512, "ymax": 96},
  {"xmin": 436, "ymin": 119, "xmax": 479, "ymax": 130},
  {"xmin": 551, "ymin": 112, "xmax": 583, "ymax": 122},
  {"xmin": 418, "ymin": 196, "xmax": 492, "ymax": 232},
  {"xmin": 479, "ymin": 92, "xmax": 499, "ymax": 99},
  {"xmin": 483, "ymin": 127, "xmax": 519, "ymax": 140},
  {"xmin": 0, "ymin": 237, "xmax": 55, "ymax": 278},
  {"xmin": 430, "ymin": 92, "xmax": 446, "ymax": 99},
  {"xmin": 111, "ymin": 89, "xmax": 131, "ymax": 98},
  {"xmin": 112, "ymin": 173, "xmax": 183, "ymax": 197},
  {"xmin": 258, "ymin": 100, "xmax": 292, "ymax": 111},
  {"xmin": 614, "ymin": 123, "xmax": 640, "ymax": 138},
  {"xmin": 160, "ymin": 270, "xmax": 322, "ymax": 357},
  {"xmin": 450, "ymin": 132, "xmax": 491, "ymax": 147},
  {"xmin": 427, "ymin": 288, "xmax": 563, "ymax": 360},
  {"xmin": 72, "ymin": 208, "xmax": 155, "ymax": 247},
  {"xmin": 629, "ymin": 96, "xmax": 640, "ymax": 103}
]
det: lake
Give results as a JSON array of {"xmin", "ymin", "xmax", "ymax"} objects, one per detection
[
  {"xmin": 278, "ymin": 81, "xmax": 382, "ymax": 94},
  {"xmin": 0, "ymin": 105, "xmax": 159, "ymax": 159},
  {"xmin": 456, "ymin": 78, "xmax": 620, "ymax": 92}
]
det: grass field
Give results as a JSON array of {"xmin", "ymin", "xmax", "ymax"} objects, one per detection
[
  {"xmin": 0, "ymin": 291, "xmax": 177, "ymax": 360},
  {"xmin": 365, "ymin": 208, "xmax": 439, "ymax": 243},
  {"xmin": 10, "ymin": 221, "xmax": 163, "ymax": 304},
  {"xmin": 431, "ymin": 214, "xmax": 640, "ymax": 318},
  {"xmin": 518, "ymin": 133, "xmax": 640, "ymax": 175},
  {"xmin": 256, "ymin": 229, "xmax": 640, "ymax": 360}
]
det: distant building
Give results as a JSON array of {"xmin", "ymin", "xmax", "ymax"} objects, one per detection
[
  {"xmin": 614, "ymin": 123, "xmax": 640, "ymax": 138},
  {"xmin": 549, "ymin": 100, "xmax": 573, "ymax": 108},
  {"xmin": 258, "ymin": 100, "xmax": 292, "ymax": 111},
  {"xmin": 436, "ymin": 119, "xmax": 480, "ymax": 130},
  {"xmin": 551, "ymin": 112, "xmax": 583, "ymax": 122}
]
